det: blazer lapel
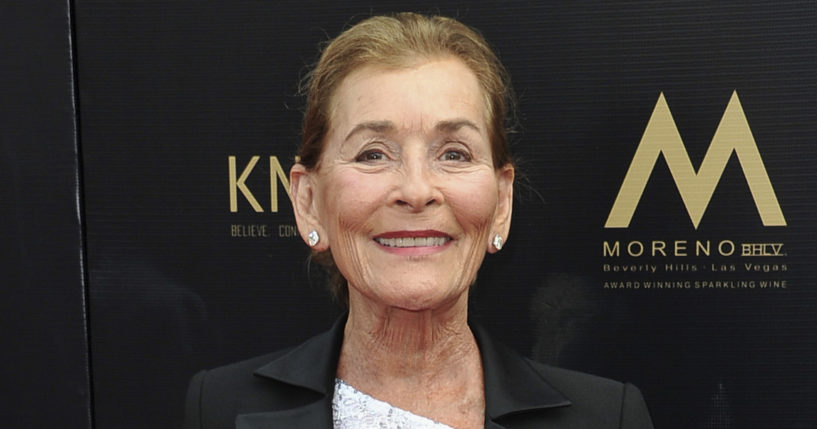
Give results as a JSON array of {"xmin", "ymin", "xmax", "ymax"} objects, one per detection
[
  {"xmin": 472, "ymin": 323, "xmax": 571, "ymax": 425},
  {"xmin": 234, "ymin": 316, "xmax": 570, "ymax": 429},
  {"xmin": 252, "ymin": 315, "xmax": 346, "ymax": 393},
  {"xmin": 236, "ymin": 316, "xmax": 347, "ymax": 429}
]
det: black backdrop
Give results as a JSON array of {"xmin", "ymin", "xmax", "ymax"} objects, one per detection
[
  {"xmin": 1, "ymin": 1, "xmax": 90, "ymax": 427},
  {"xmin": 3, "ymin": 1, "xmax": 817, "ymax": 428}
]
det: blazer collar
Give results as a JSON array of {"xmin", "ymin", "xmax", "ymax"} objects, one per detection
[
  {"xmin": 469, "ymin": 323, "xmax": 571, "ymax": 420},
  {"xmin": 253, "ymin": 316, "xmax": 345, "ymax": 395},
  {"xmin": 237, "ymin": 317, "xmax": 345, "ymax": 428},
  {"xmin": 240, "ymin": 314, "xmax": 570, "ymax": 428}
]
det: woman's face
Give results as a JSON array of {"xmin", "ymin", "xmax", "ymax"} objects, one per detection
[{"xmin": 292, "ymin": 58, "xmax": 513, "ymax": 311}]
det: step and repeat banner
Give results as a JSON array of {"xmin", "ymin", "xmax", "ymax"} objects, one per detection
[{"xmin": 72, "ymin": 2, "xmax": 816, "ymax": 428}]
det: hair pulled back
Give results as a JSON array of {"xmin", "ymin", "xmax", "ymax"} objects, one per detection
[{"xmin": 297, "ymin": 12, "xmax": 516, "ymax": 304}]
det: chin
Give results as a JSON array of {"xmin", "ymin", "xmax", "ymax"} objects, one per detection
[{"xmin": 380, "ymin": 285, "xmax": 464, "ymax": 312}]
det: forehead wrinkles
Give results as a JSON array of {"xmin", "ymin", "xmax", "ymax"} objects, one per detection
[{"xmin": 325, "ymin": 61, "xmax": 492, "ymax": 143}]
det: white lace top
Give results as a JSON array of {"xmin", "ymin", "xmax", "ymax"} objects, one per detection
[{"xmin": 332, "ymin": 378, "xmax": 454, "ymax": 429}]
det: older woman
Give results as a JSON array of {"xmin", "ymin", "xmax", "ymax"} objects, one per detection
[{"xmin": 185, "ymin": 13, "xmax": 653, "ymax": 429}]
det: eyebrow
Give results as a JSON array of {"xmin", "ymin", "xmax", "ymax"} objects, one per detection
[
  {"xmin": 343, "ymin": 118, "xmax": 481, "ymax": 142},
  {"xmin": 344, "ymin": 120, "xmax": 396, "ymax": 142},
  {"xmin": 435, "ymin": 119, "xmax": 482, "ymax": 134}
]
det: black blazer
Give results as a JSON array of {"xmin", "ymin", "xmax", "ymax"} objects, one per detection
[{"xmin": 184, "ymin": 316, "xmax": 654, "ymax": 428}]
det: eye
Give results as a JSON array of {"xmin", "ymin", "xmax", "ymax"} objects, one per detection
[
  {"xmin": 356, "ymin": 149, "xmax": 387, "ymax": 163},
  {"xmin": 440, "ymin": 149, "xmax": 471, "ymax": 162}
]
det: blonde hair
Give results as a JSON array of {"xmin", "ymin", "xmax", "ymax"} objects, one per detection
[{"xmin": 297, "ymin": 12, "xmax": 516, "ymax": 304}]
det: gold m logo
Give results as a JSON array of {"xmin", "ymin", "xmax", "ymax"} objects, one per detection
[{"xmin": 605, "ymin": 91, "xmax": 785, "ymax": 229}]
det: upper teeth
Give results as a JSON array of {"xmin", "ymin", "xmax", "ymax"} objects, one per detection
[{"xmin": 376, "ymin": 237, "xmax": 449, "ymax": 247}]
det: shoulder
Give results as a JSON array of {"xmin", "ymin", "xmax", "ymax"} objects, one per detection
[
  {"xmin": 191, "ymin": 350, "xmax": 289, "ymax": 390},
  {"xmin": 183, "ymin": 348, "xmax": 322, "ymax": 429},
  {"xmin": 184, "ymin": 350, "xmax": 300, "ymax": 429},
  {"xmin": 519, "ymin": 360, "xmax": 654, "ymax": 429},
  {"xmin": 526, "ymin": 360, "xmax": 625, "ymax": 402},
  {"xmin": 473, "ymin": 322, "xmax": 653, "ymax": 428},
  {"xmin": 183, "ymin": 319, "xmax": 345, "ymax": 429}
]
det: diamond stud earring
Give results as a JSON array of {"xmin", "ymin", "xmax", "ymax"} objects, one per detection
[
  {"xmin": 492, "ymin": 234, "xmax": 503, "ymax": 251},
  {"xmin": 307, "ymin": 230, "xmax": 320, "ymax": 247}
]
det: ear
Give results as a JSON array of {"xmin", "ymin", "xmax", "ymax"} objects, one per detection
[
  {"xmin": 289, "ymin": 163, "xmax": 329, "ymax": 251},
  {"xmin": 488, "ymin": 164, "xmax": 514, "ymax": 254}
]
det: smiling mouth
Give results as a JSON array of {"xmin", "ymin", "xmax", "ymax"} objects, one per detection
[{"xmin": 375, "ymin": 236, "xmax": 451, "ymax": 248}]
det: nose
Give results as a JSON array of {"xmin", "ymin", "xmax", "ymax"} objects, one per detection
[{"xmin": 394, "ymin": 156, "xmax": 441, "ymax": 211}]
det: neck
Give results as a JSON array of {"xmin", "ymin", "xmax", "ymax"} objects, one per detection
[
  {"xmin": 336, "ymin": 291, "xmax": 485, "ymax": 427},
  {"xmin": 339, "ymin": 289, "xmax": 483, "ymax": 381}
]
